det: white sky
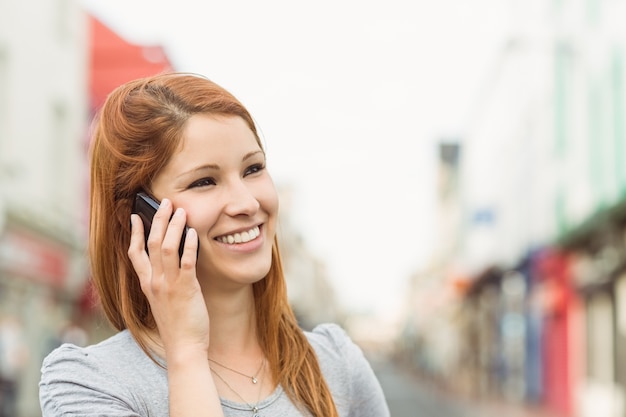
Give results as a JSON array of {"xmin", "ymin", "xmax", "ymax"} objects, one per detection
[{"xmin": 81, "ymin": 0, "xmax": 509, "ymax": 318}]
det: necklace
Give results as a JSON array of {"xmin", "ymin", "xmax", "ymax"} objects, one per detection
[
  {"xmin": 208, "ymin": 357, "xmax": 265, "ymax": 384},
  {"xmin": 210, "ymin": 362, "xmax": 265, "ymax": 417}
]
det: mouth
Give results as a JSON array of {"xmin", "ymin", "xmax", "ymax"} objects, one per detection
[{"xmin": 215, "ymin": 225, "xmax": 261, "ymax": 244}]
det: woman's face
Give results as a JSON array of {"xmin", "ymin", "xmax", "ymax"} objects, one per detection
[{"xmin": 150, "ymin": 114, "xmax": 278, "ymax": 289}]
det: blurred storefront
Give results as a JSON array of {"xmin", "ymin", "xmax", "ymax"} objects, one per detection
[
  {"xmin": 456, "ymin": 266, "xmax": 504, "ymax": 399},
  {"xmin": 0, "ymin": 211, "xmax": 91, "ymax": 417},
  {"xmin": 561, "ymin": 204, "xmax": 626, "ymax": 417},
  {"xmin": 532, "ymin": 249, "xmax": 583, "ymax": 417}
]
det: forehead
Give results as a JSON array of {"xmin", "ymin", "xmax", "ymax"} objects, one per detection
[
  {"xmin": 184, "ymin": 113, "xmax": 255, "ymax": 142},
  {"xmin": 170, "ymin": 115, "xmax": 261, "ymax": 165}
]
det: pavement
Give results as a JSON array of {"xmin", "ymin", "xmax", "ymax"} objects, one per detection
[
  {"xmin": 462, "ymin": 397, "xmax": 561, "ymax": 417},
  {"xmin": 412, "ymin": 381, "xmax": 561, "ymax": 417},
  {"xmin": 372, "ymin": 357, "xmax": 562, "ymax": 417}
]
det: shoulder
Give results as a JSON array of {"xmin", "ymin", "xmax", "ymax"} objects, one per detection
[
  {"xmin": 40, "ymin": 330, "xmax": 168, "ymax": 416},
  {"xmin": 305, "ymin": 323, "xmax": 352, "ymax": 354},
  {"xmin": 304, "ymin": 323, "xmax": 369, "ymax": 376},
  {"xmin": 304, "ymin": 323, "xmax": 390, "ymax": 417},
  {"xmin": 41, "ymin": 330, "xmax": 144, "ymax": 380}
]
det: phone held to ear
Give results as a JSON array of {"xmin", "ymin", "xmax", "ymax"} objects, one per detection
[{"xmin": 133, "ymin": 192, "xmax": 195, "ymax": 259}]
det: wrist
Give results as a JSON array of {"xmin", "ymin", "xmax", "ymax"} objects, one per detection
[{"xmin": 165, "ymin": 344, "xmax": 209, "ymax": 368}]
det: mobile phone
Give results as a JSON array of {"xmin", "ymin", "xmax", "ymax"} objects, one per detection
[{"xmin": 133, "ymin": 192, "xmax": 193, "ymax": 259}]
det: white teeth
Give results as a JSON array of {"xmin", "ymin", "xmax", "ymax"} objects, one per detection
[{"xmin": 219, "ymin": 226, "xmax": 260, "ymax": 244}]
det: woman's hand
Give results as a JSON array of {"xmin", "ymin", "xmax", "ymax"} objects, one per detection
[
  {"xmin": 129, "ymin": 199, "xmax": 223, "ymax": 416},
  {"xmin": 128, "ymin": 198, "xmax": 209, "ymax": 359}
]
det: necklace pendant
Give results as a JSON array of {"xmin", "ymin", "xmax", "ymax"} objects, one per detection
[{"xmin": 252, "ymin": 377, "xmax": 257, "ymax": 384}]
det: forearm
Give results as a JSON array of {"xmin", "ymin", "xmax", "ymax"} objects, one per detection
[{"xmin": 168, "ymin": 349, "xmax": 224, "ymax": 417}]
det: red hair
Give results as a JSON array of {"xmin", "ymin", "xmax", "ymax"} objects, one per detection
[{"xmin": 88, "ymin": 72, "xmax": 338, "ymax": 417}]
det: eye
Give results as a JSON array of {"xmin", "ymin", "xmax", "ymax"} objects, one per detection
[
  {"xmin": 244, "ymin": 163, "xmax": 265, "ymax": 176},
  {"xmin": 187, "ymin": 177, "xmax": 216, "ymax": 189}
]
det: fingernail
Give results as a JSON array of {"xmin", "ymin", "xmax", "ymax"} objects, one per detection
[{"xmin": 161, "ymin": 198, "xmax": 170, "ymax": 208}]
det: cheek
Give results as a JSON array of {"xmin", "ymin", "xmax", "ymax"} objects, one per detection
[
  {"xmin": 185, "ymin": 202, "xmax": 220, "ymax": 232},
  {"xmin": 260, "ymin": 181, "xmax": 279, "ymax": 219}
]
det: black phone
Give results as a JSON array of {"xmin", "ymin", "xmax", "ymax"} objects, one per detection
[{"xmin": 133, "ymin": 192, "xmax": 193, "ymax": 259}]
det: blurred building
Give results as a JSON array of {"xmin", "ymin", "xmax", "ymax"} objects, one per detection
[
  {"xmin": 0, "ymin": 1, "xmax": 88, "ymax": 416},
  {"xmin": 276, "ymin": 184, "xmax": 344, "ymax": 329},
  {"xmin": 401, "ymin": 1, "xmax": 626, "ymax": 417},
  {"xmin": 89, "ymin": 14, "xmax": 173, "ymax": 112},
  {"xmin": 399, "ymin": 141, "xmax": 465, "ymax": 382}
]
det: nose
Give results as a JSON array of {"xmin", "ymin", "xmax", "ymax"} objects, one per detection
[{"xmin": 223, "ymin": 178, "xmax": 260, "ymax": 217}]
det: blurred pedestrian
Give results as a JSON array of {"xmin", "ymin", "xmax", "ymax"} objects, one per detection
[
  {"xmin": 58, "ymin": 321, "xmax": 88, "ymax": 347},
  {"xmin": 39, "ymin": 73, "xmax": 389, "ymax": 417},
  {"xmin": 0, "ymin": 315, "xmax": 28, "ymax": 417}
]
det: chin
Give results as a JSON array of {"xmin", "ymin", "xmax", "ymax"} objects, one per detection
[
  {"xmin": 201, "ymin": 260, "xmax": 272, "ymax": 287},
  {"xmin": 237, "ymin": 263, "xmax": 272, "ymax": 284}
]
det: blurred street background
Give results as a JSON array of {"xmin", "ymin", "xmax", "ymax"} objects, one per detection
[{"xmin": 2, "ymin": 0, "xmax": 626, "ymax": 416}]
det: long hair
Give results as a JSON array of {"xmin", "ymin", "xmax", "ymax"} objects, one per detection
[{"xmin": 88, "ymin": 72, "xmax": 338, "ymax": 417}]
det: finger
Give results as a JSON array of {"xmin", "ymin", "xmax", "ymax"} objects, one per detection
[
  {"xmin": 180, "ymin": 228, "xmax": 199, "ymax": 272},
  {"xmin": 128, "ymin": 213, "xmax": 145, "ymax": 253},
  {"xmin": 162, "ymin": 207, "xmax": 188, "ymax": 275},
  {"xmin": 146, "ymin": 198, "xmax": 173, "ymax": 270},
  {"xmin": 128, "ymin": 214, "xmax": 151, "ymax": 290}
]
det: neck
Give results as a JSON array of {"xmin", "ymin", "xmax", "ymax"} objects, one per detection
[{"xmin": 205, "ymin": 285, "xmax": 261, "ymax": 358}]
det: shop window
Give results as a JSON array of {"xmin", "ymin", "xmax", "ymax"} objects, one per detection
[
  {"xmin": 586, "ymin": 0, "xmax": 601, "ymax": 25},
  {"xmin": 49, "ymin": 102, "xmax": 68, "ymax": 199},
  {"xmin": 611, "ymin": 49, "xmax": 626, "ymax": 190},
  {"xmin": 0, "ymin": 46, "xmax": 7, "ymax": 159},
  {"xmin": 554, "ymin": 44, "xmax": 569, "ymax": 160},
  {"xmin": 55, "ymin": 0, "xmax": 71, "ymax": 42},
  {"xmin": 587, "ymin": 292, "xmax": 614, "ymax": 383},
  {"xmin": 616, "ymin": 274, "xmax": 626, "ymax": 337}
]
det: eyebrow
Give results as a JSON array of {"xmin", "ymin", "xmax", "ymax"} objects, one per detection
[{"xmin": 176, "ymin": 150, "xmax": 265, "ymax": 178}]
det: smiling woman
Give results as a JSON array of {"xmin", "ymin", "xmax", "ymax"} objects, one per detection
[{"xmin": 38, "ymin": 72, "xmax": 390, "ymax": 417}]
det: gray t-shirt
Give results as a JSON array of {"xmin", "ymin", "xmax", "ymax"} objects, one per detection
[{"xmin": 39, "ymin": 323, "xmax": 390, "ymax": 417}]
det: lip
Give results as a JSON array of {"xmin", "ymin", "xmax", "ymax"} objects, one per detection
[
  {"xmin": 213, "ymin": 224, "xmax": 264, "ymax": 251},
  {"xmin": 214, "ymin": 224, "xmax": 262, "ymax": 240}
]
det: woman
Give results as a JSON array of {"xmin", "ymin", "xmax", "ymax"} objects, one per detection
[{"xmin": 39, "ymin": 72, "xmax": 389, "ymax": 417}]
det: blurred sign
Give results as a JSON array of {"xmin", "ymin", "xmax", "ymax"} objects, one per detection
[
  {"xmin": 0, "ymin": 228, "xmax": 68, "ymax": 287},
  {"xmin": 471, "ymin": 208, "xmax": 495, "ymax": 225}
]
